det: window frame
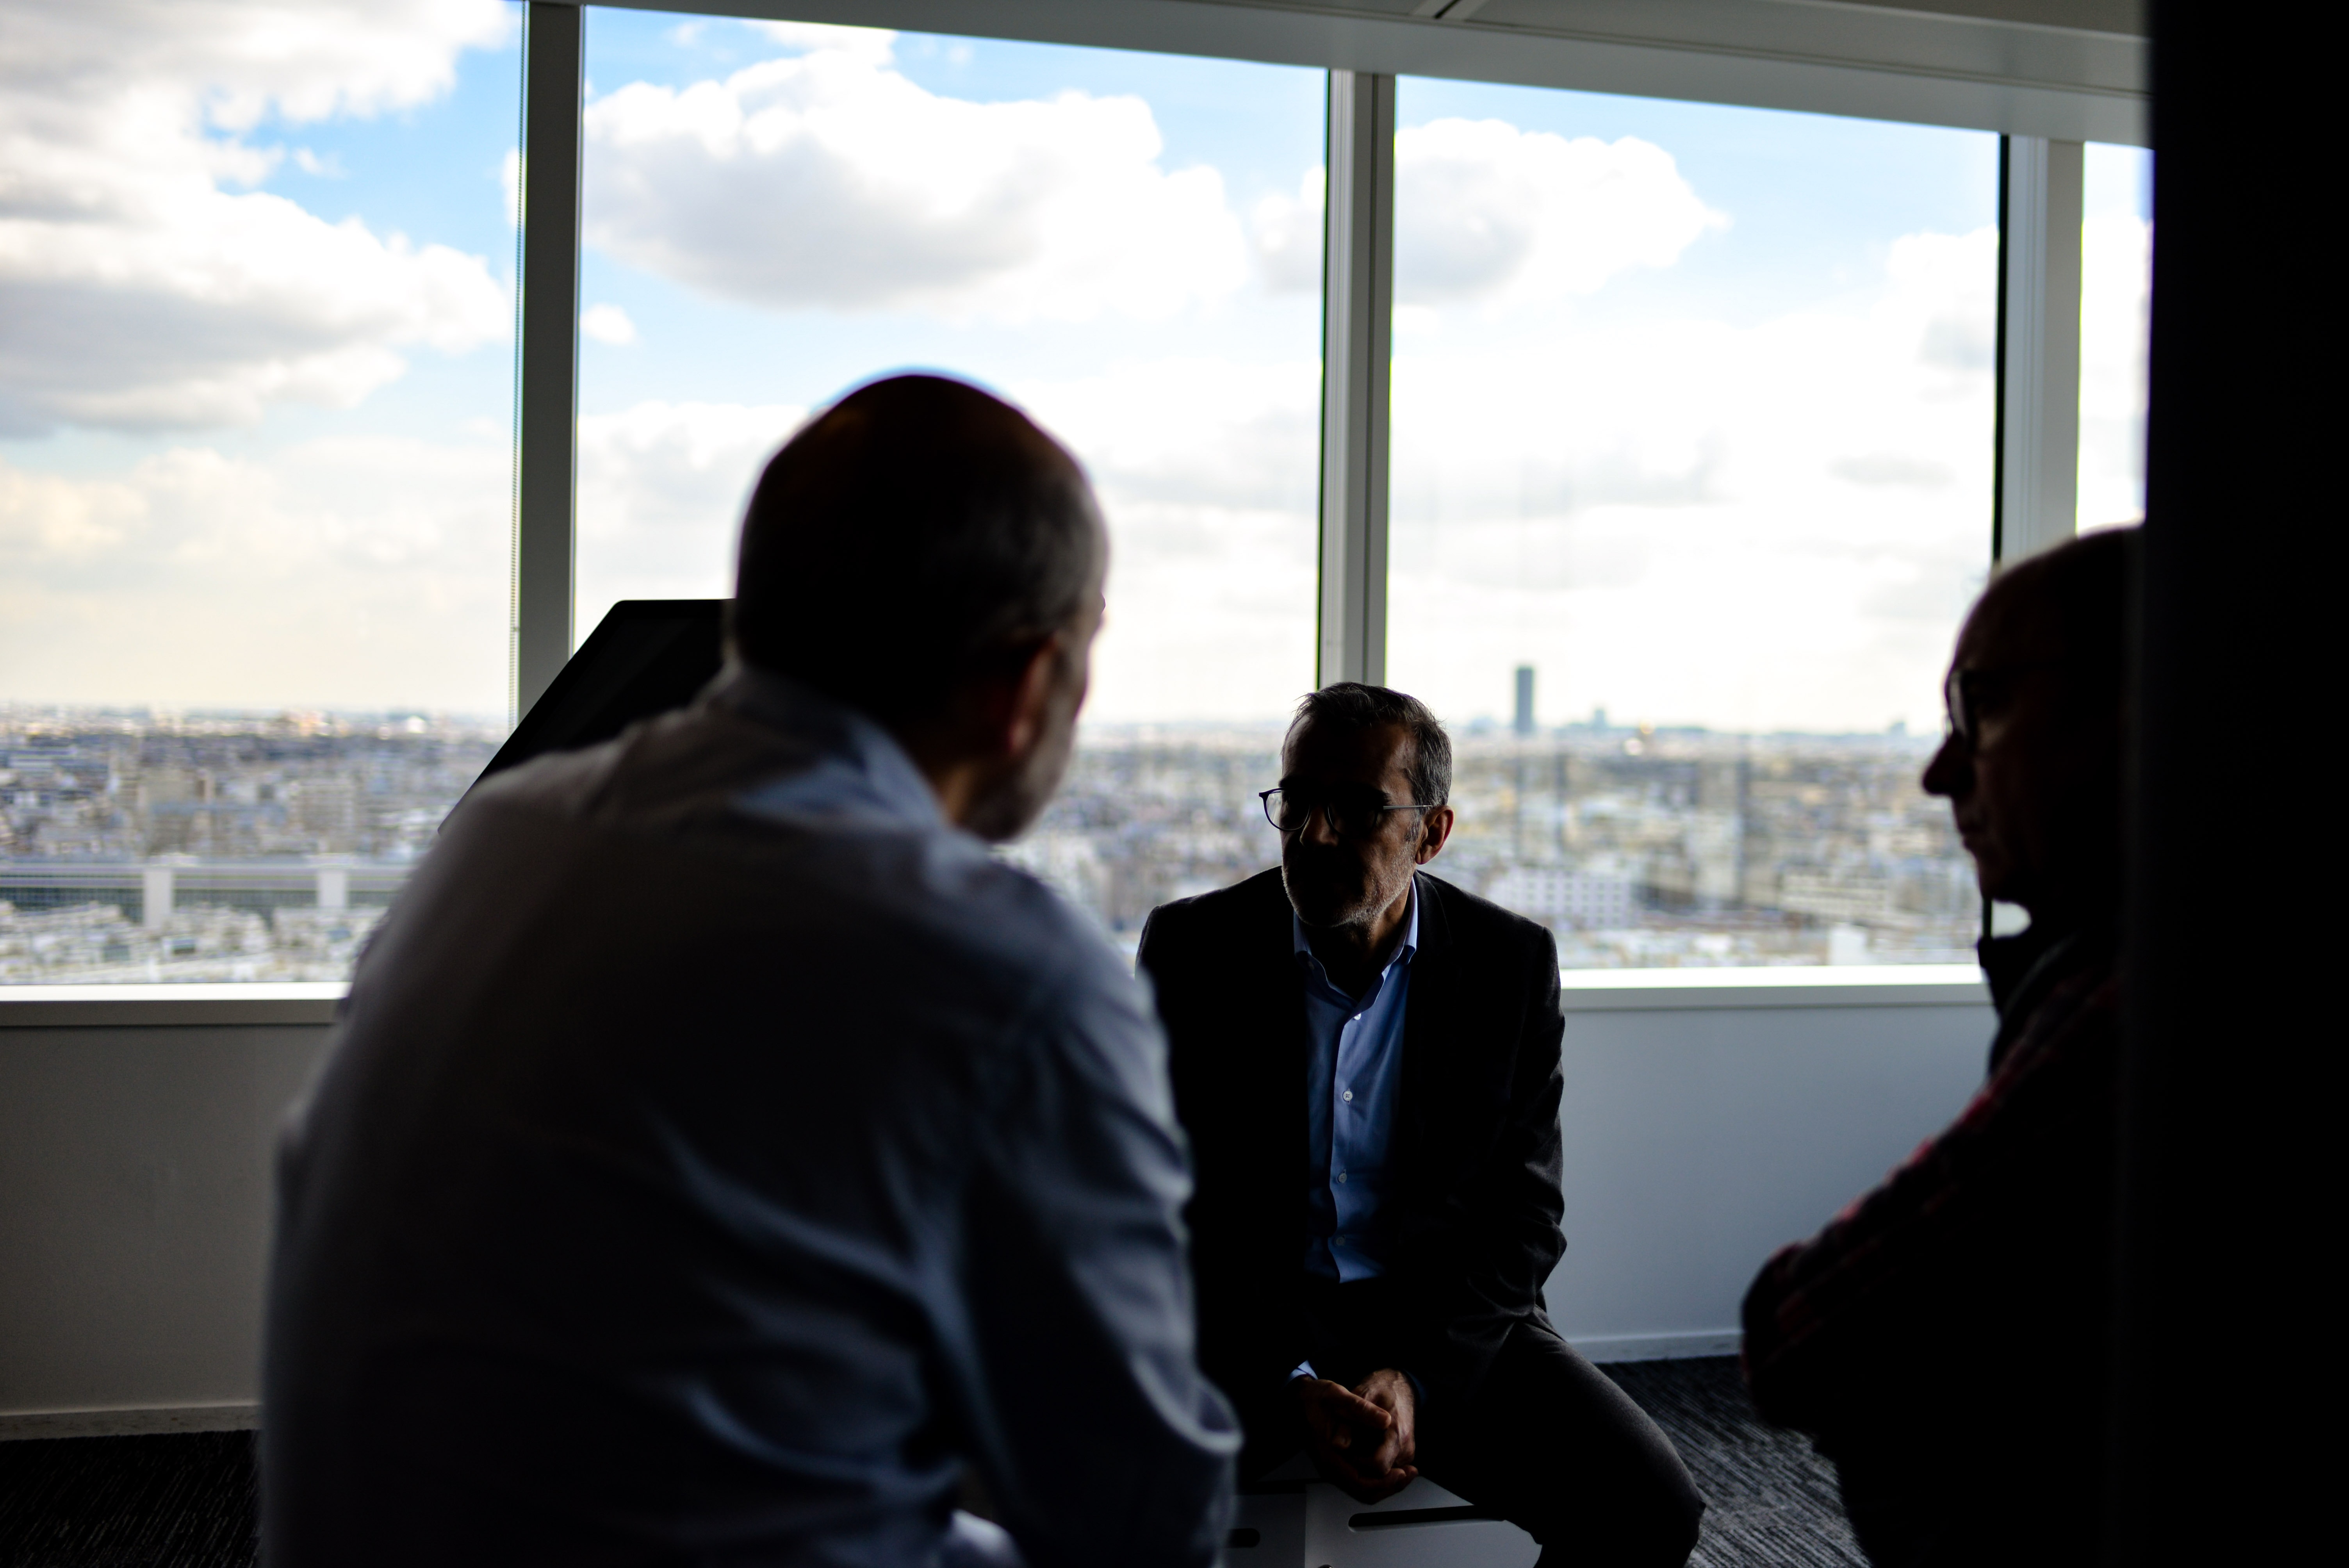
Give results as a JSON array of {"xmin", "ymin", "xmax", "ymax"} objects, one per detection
[
  {"xmin": 8, "ymin": 0, "xmax": 2111, "ymax": 1003},
  {"xmin": 0, "ymin": 0, "xmax": 2140, "ymax": 1002}
]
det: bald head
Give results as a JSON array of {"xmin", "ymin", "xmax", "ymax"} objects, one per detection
[
  {"xmin": 1959, "ymin": 527, "xmax": 2133, "ymax": 706},
  {"xmin": 1924, "ymin": 527, "xmax": 2136, "ymax": 926},
  {"xmin": 730, "ymin": 374, "xmax": 1107, "ymax": 728}
]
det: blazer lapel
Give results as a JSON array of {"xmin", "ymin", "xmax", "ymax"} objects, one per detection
[
  {"xmin": 1235, "ymin": 870, "xmax": 1312, "ymax": 1194},
  {"xmin": 1396, "ymin": 871, "xmax": 1454, "ymax": 1191}
]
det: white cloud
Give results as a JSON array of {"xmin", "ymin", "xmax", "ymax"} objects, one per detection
[
  {"xmin": 580, "ymin": 29, "xmax": 1249, "ymax": 323},
  {"xmin": 580, "ymin": 303, "xmax": 638, "ymax": 346},
  {"xmin": 0, "ymin": 434, "xmax": 511, "ymax": 711},
  {"xmin": 1394, "ymin": 120, "xmax": 1726, "ymax": 306},
  {"xmin": 574, "ymin": 400, "xmax": 806, "ymax": 638},
  {"xmin": 745, "ymin": 21, "xmax": 899, "ymax": 66},
  {"xmin": 0, "ymin": 0, "xmax": 513, "ymax": 435},
  {"xmin": 1245, "ymin": 121, "xmax": 1723, "ymax": 308},
  {"xmin": 1012, "ymin": 360, "xmax": 1319, "ymax": 721},
  {"xmin": 569, "ymin": 369, "xmax": 1320, "ymax": 725},
  {"xmin": 1385, "ymin": 227, "xmax": 2000, "ymax": 734},
  {"xmin": 564, "ymin": 219, "xmax": 1995, "ymax": 734},
  {"xmin": 1251, "ymin": 168, "xmax": 1325, "ymax": 294}
]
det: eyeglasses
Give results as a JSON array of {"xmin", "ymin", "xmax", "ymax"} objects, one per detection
[
  {"xmin": 1942, "ymin": 662, "xmax": 2062, "ymax": 750},
  {"xmin": 1260, "ymin": 787, "xmax": 1433, "ymax": 837}
]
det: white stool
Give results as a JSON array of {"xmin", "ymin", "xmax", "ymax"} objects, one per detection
[{"xmin": 1229, "ymin": 1463, "xmax": 1538, "ymax": 1568}]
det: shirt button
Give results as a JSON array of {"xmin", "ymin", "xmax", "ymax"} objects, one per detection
[
  {"xmin": 1337, "ymin": 1171, "xmax": 1348, "ymax": 1183},
  {"xmin": 1341, "ymin": 1090, "xmax": 1354, "ymax": 1102}
]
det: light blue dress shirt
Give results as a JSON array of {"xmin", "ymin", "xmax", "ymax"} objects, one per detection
[
  {"xmin": 1297, "ymin": 889, "xmax": 1418, "ymax": 1281},
  {"xmin": 1290, "ymin": 893, "xmax": 1419, "ymax": 1391},
  {"xmin": 264, "ymin": 665, "xmax": 1237, "ymax": 1568}
]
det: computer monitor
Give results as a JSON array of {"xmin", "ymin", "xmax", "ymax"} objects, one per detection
[{"xmin": 474, "ymin": 600, "xmax": 726, "ymax": 785}]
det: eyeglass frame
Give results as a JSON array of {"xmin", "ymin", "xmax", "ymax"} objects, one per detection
[
  {"xmin": 1259, "ymin": 787, "xmax": 1436, "ymax": 838},
  {"xmin": 1941, "ymin": 661, "xmax": 2065, "ymax": 750}
]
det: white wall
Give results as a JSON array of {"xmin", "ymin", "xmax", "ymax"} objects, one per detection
[
  {"xmin": 0, "ymin": 976, "xmax": 1993, "ymax": 1433},
  {"xmin": 0, "ymin": 997, "xmax": 331, "ymax": 1434},
  {"xmin": 1546, "ymin": 979, "xmax": 1993, "ymax": 1360}
]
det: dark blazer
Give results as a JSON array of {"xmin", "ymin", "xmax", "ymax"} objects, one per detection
[{"xmin": 1138, "ymin": 867, "xmax": 1567, "ymax": 1419}]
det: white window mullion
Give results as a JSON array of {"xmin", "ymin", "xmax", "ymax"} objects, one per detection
[
  {"xmin": 513, "ymin": 0, "xmax": 585, "ymax": 721},
  {"xmin": 1317, "ymin": 69, "xmax": 1395, "ymax": 689},
  {"xmin": 1996, "ymin": 134, "xmax": 2085, "ymax": 565}
]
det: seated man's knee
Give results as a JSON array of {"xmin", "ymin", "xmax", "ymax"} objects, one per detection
[
  {"xmin": 1618, "ymin": 1464, "xmax": 1703, "ymax": 1568},
  {"xmin": 1585, "ymin": 1436, "xmax": 1704, "ymax": 1568}
]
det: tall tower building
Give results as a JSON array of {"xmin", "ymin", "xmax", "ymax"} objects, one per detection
[{"xmin": 1513, "ymin": 665, "xmax": 1535, "ymax": 737}]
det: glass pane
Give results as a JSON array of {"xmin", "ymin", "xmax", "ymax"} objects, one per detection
[
  {"xmin": 2078, "ymin": 143, "xmax": 2152, "ymax": 533},
  {"xmin": 576, "ymin": 14, "xmax": 1323, "ymax": 951},
  {"xmin": 1386, "ymin": 81, "xmax": 1998, "ymax": 968},
  {"xmin": 2, "ymin": 1, "xmax": 521, "ymax": 984}
]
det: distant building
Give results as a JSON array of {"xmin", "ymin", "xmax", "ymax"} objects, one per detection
[
  {"xmin": 1513, "ymin": 666, "xmax": 1536, "ymax": 737},
  {"xmin": 1485, "ymin": 864, "xmax": 1634, "ymax": 928},
  {"xmin": 1778, "ymin": 871, "xmax": 1895, "ymax": 924}
]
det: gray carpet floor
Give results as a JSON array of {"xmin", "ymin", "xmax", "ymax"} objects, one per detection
[
  {"xmin": 0, "ymin": 1430, "xmax": 255, "ymax": 1568},
  {"xmin": 1607, "ymin": 1358, "xmax": 1864, "ymax": 1568},
  {"xmin": 0, "ymin": 1358, "xmax": 1860, "ymax": 1566}
]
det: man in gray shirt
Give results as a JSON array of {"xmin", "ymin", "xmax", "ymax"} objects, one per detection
[{"xmin": 263, "ymin": 375, "xmax": 1239, "ymax": 1567}]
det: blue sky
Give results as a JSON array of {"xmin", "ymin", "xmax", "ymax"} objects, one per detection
[{"xmin": 1, "ymin": 1, "xmax": 2148, "ymax": 729}]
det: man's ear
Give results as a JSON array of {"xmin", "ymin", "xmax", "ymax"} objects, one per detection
[
  {"xmin": 1413, "ymin": 805, "xmax": 1455, "ymax": 865},
  {"xmin": 995, "ymin": 633, "xmax": 1065, "ymax": 759}
]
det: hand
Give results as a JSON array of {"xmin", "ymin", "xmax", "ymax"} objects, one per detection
[
  {"xmin": 1295, "ymin": 1370, "xmax": 1419, "ymax": 1504},
  {"xmin": 1352, "ymin": 1367, "xmax": 1418, "ymax": 1477}
]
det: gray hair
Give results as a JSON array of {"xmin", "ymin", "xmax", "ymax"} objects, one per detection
[{"xmin": 1287, "ymin": 683, "xmax": 1452, "ymax": 809}]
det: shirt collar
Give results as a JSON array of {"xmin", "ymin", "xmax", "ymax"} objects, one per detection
[
  {"xmin": 1292, "ymin": 876, "xmax": 1421, "ymax": 983},
  {"xmin": 700, "ymin": 661, "xmax": 945, "ymax": 831}
]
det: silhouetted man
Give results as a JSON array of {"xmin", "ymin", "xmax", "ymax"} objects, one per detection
[
  {"xmin": 1140, "ymin": 684, "xmax": 1703, "ymax": 1568},
  {"xmin": 265, "ymin": 376, "xmax": 1237, "ymax": 1568},
  {"xmin": 1742, "ymin": 528, "xmax": 2135, "ymax": 1566}
]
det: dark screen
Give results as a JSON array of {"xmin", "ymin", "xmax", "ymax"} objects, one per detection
[{"xmin": 474, "ymin": 600, "xmax": 725, "ymax": 785}]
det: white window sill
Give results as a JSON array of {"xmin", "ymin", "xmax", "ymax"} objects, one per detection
[
  {"xmin": 2, "ymin": 966, "xmax": 1989, "ymax": 1029},
  {"xmin": 1558, "ymin": 964, "xmax": 1986, "ymax": 1011},
  {"xmin": 0, "ymin": 983, "xmax": 346, "ymax": 1028}
]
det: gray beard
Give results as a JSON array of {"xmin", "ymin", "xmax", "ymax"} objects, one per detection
[{"xmin": 1285, "ymin": 852, "xmax": 1415, "ymax": 933}]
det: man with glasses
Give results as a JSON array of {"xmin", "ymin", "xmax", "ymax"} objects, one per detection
[
  {"xmin": 1742, "ymin": 527, "xmax": 2135, "ymax": 1566},
  {"xmin": 1139, "ymin": 683, "xmax": 1703, "ymax": 1568}
]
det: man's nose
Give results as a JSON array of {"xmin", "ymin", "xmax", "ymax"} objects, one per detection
[
  {"xmin": 1921, "ymin": 733, "xmax": 1970, "ymax": 799},
  {"xmin": 1300, "ymin": 804, "xmax": 1342, "ymax": 846}
]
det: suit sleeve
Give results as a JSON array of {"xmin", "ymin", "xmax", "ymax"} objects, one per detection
[
  {"xmin": 956, "ymin": 947, "xmax": 1239, "ymax": 1568},
  {"xmin": 1408, "ymin": 924, "xmax": 1567, "ymax": 1406}
]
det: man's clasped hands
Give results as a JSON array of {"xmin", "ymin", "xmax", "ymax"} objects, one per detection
[{"xmin": 1297, "ymin": 1367, "xmax": 1422, "ymax": 1503}]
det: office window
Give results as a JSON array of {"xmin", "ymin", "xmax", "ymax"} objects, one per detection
[
  {"xmin": 2078, "ymin": 143, "xmax": 2152, "ymax": 533},
  {"xmin": 576, "ymin": 14, "xmax": 1323, "ymax": 948},
  {"xmin": 0, "ymin": 0, "xmax": 521, "ymax": 983},
  {"xmin": 1385, "ymin": 81, "xmax": 1999, "ymax": 968}
]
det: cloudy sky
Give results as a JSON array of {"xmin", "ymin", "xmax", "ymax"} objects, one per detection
[{"xmin": 0, "ymin": 2, "xmax": 2150, "ymax": 730}]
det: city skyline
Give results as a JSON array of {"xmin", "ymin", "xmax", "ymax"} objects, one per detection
[{"xmin": 6, "ymin": 681, "xmax": 1982, "ymax": 985}]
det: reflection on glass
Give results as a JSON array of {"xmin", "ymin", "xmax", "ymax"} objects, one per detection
[
  {"xmin": 1385, "ymin": 80, "xmax": 1998, "ymax": 967},
  {"xmin": 2078, "ymin": 143, "xmax": 2152, "ymax": 533},
  {"xmin": 1, "ymin": 0, "xmax": 522, "ymax": 983},
  {"xmin": 574, "ymin": 14, "xmax": 1324, "ymax": 947}
]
